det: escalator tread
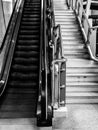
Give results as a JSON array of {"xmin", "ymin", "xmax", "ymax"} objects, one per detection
[{"xmin": 0, "ymin": 0, "xmax": 41, "ymax": 118}]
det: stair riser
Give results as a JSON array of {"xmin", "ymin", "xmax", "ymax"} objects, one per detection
[
  {"xmin": 66, "ymin": 76, "xmax": 98, "ymax": 82},
  {"xmin": 66, "ymin": 87, "xmax": 98, "ymax": 92},
  {"xmin": 67, "ymin": 68, "xmax": 98, "ymax": 73},
  {"xmin": 66, "ymin": 99, "xmax": 98, "ymax": 104}
]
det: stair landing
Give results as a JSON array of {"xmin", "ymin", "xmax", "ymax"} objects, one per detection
[{"xmin": 54, "ymin": 0, "xmax": 98, "ymax": 104}]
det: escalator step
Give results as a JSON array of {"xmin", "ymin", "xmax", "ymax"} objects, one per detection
[
  {"xmin": 18, "ymin": 35, "xmax": 39, "ymax": 40},
  {"xmin": 8, "ymin": 81, "xmax": 37, "ymax": 88},
  {"xmin": 22, "ymin": 18, "xmax": 40, "ymax": 22},
  {"xmin": 15, "ymin": 51, "xmax": 39, "ymax": 58},
  {"xmin": 20, "ymin": 25, "xmax": 40, "ymax": 30},
  {"xmin": 16, "ymin": 44, "xmax": 39, "ymax": 50},
  {"xmin": 6, "ymin": 88, "xmax": 38, "ymax": 94},
  {"xmin": 23, "ymin": 11, "xmax": 40, "ymax": 14},
  {"xmin": 24, "ymin": 8, "xmax": 40, "ymax": 11},
  {"xmin": 21, "ymin": 21, "xmax": 40, "ymax": 25},
  {"xmin": 16, "ymin": 46, "xmax": 39, "ymax": 51},
  {"xmin": 12, "ymin": 64, "xmax": 38, "ymax": 72},
  {"xmin": 10, "ymin": 72, "xmax": 38, "ymax": 80},
  {"xmin": 18, "ymin": 39, "xmax": 39, "ymax": 45},
  {"xmin": 19, "ymin": 30, "xmax": 39, "ymax": 35},
  {"xmin": 23, "ymin": 14, "xmax": 39, "ymax": 17}
]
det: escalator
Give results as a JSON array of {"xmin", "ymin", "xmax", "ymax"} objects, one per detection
[{"xmin": 0, "ymin": 0, "xmax": 40, "ymax": 118}]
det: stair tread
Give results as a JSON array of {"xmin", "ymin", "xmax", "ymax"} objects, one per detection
[
  {"xmin": 67, "ymin": 92, "xmax": 98, "ymax": 97},
  {"xmin": 66, "ymin": 87, "xmax": 98, "ymax": 92},
  {"xmin": 66, "ymin": 82, "xmax": 98, "ymax": 86},
  {"xmin": 67, "ymin": 59, "xmax": 98, "ymax": 67},
  {"xmin": 66, "ymin": 99, "xmax": 98, "ymax": 104},
  {"xmin": 67, "ymin": 73, "xmax": 98, "ymax": 76}
]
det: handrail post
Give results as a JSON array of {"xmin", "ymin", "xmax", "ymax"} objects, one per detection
[{"xmin": 52, "ymin": 58, "xmax": 67, "ymax": 108}]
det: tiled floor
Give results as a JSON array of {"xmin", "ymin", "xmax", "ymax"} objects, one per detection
[
  {"xmin": 0, "ymin": 104, "xmax": 98, "ymax": 130},
  {"xmin": 0, "ymin": 118, "xmax": 52, "ymax": 130},
  {"xmin": 53, "ymin": 104, "xmax": 98, "ymax": 130}
]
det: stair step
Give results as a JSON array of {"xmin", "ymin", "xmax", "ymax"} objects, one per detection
[
  {"xmin": 55, "ymin": 11, "xmax": 74, "ymax": 14},
  {"xmin": 66, "ymin": 59, "xmax": 98, "ymax": 67},
  {"xmin": 66, "ymin": 87, "xmax": 98, "ymax": 92},
  {"xmin": 65, "ymin": 53, "xmax": 88, "ymax": 57},
  {"xmin": 62, "ymin": 36, "xmax": 83, "ymax": 41},
  {"xmin": 64, "ymin": 50, "xmax": 88, "ymax": 54},
  {"xmin": 61, "ymin": 28, "xmax": 80, "ymax": 32},
  {"xmin": 67, "ymin": 73, "xmax": 98, "ymax": 76},
  {"xmin": 63, "ymin": 41, "xmax": 84, "ymax": 45},
  {"xmin": 63, "ymin": 45, "xmax": 85, "ymax": 49},
  {"xmin": 66, "ymin": 75, "xmax": 98, "ymax": 82},
  {"xmin": 55, "ymin": 15, "xmax": 76, "ymax": 19},
  {"xmin": 62, "ymin": 32, "xmax": 82, "ymax": 37},
  {"xmin": 66, "ymin": 82, "xmax": 98, "ymax": 86},
  {"xmin": 66, "ymin": 98, "xmax": 98, "ymax": 104},
  {"xmin": 66, "ymin": 67, "xmax": 98, "ymax": 73},
  {"xmin": 66, "ymin": 92, "xmax": 98, "ymax": 97},
  {"xmin": 65, "ymin": 56, "xmax": 89, "ymax": 59},
  {"xmin": 55, "ymin": 18, "xmax": 77, "ymax": 22},
  {"xmin": 54, "ymin": 11, "xmax": 74, "ymax": 15},
  {"xmin": 64, "ymin": 49, "xmax": 88, "ymax": 52}
]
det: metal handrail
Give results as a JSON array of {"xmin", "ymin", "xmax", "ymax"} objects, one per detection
[
  {"xmin": 54, "ymin": 24, "xmax": 65, "ymax": 59},
  {"xmin": 37, "ymin": 0, "xmax": 43, "ymax": 121},
  {"xmin": 58, "ymin": 24, "xmax": 64, "ymax": 58},
  {"xmin": 43, "ymin": 0, "xmax": 48, "ymax": 120}
]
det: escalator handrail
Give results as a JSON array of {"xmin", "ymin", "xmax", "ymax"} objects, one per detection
[
  {"xmin": 37, "ymin": 0, "xmax": 52, "ymax": 126},
  {"xmin": 37, "ymin": 0, "xmax": 44, "ymax": 123},
  {"xmin": 0, "ymin": 0, "xmax": 24, "ymax": 96},
  {"xmin": 40, "ymin": 0, "xmax": 48, "ymax": 119},
  {"xmin": 0, "ymin": 0, "xmax": 23, "ymax": 81}
]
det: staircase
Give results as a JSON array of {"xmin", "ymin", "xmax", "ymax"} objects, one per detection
[
  {"xmin": 54, "ymin": 0, "xmax": 98, "ymax": 103},
  {"xmin": 0, "ymin": 0, "xmax": 40, "ymax": 118}
]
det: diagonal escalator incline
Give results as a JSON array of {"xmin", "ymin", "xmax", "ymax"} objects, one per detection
[{"xmin": 0, "ymin": 0, "xmax": 41, "ymax": 118}]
